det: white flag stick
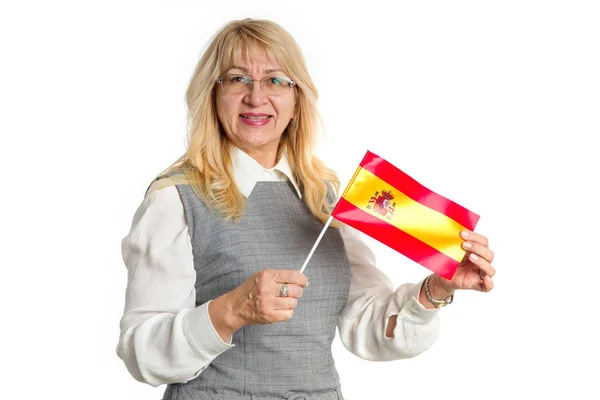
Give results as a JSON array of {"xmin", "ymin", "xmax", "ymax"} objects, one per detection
[{"xmin": 299, "ymin": 215, "xmax": 334, "ymax": 273}]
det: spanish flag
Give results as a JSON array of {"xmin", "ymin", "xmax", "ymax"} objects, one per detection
[{"xmin": 332, "ymin": 151, "xmax": 480, "ymax": 280}]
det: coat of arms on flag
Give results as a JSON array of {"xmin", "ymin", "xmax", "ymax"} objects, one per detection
[{"xmin": 367, "ymin": 189, "xmax": 396, "ymax": 219}]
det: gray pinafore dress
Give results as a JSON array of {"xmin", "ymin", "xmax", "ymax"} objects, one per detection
[{"xmin": 161, "ymin": 180, "xmax": 351, "ymax": 400}]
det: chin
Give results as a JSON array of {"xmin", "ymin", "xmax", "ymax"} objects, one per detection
[{"xmin": 241, "ymin": 134, "xmax": 279, "ymax": 148}]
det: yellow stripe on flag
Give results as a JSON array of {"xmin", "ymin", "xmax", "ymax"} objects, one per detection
[{"xmin": 343, "ymin": 168, "xmax": 468, "ymax": 262}]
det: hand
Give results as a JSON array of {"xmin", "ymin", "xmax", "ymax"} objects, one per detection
[
  {"xmin": 432, "ymin": 230, "xmax": 496, "ymax": 294},
  {"xmin": 224, "ymin": 269, "xmax": 308, "ymax": 330}
]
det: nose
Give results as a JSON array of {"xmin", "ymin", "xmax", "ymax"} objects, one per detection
[{"xmin": 243, "ymin": 80, "xmax": 268, "ymax": 107}]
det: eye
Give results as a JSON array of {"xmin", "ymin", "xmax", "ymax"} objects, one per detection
[
  {"xmin": 267, "ymin": 77, "xmax": 287, "ymax": 86},
  {"xmin": 228, "ymin": 75, "xmax": 251, "ymax": 84}
]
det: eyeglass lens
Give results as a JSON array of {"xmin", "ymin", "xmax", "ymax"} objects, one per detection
[{"xmin": 221, "ymin": 74, "xmax": 292, "ymax": 96}]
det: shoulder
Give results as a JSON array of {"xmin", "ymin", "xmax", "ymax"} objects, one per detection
[
  {"xmin": 144, "ymin": 168, "xmax": 190, "ymax": 198},
  {"xmin": 138, "ymin": 184, "xmax": 183, "ymax": 218},
  {"xmin": 123, "ymin": 185, "xmax": 187, "ymax": 251}
]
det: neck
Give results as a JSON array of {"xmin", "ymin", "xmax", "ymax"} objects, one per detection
[{"xmin": 238, "ymin": 145, "xmax": 279, "ymax": 168}]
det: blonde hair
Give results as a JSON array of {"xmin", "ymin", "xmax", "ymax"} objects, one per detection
[{"xmin": 149, "ymin": 19, "xmax": 339, "ymax": 224}]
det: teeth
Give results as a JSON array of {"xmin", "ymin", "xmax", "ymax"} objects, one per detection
[{"xmin": 243, "ymin": 115, "xmax": 269, "ymax": 119}]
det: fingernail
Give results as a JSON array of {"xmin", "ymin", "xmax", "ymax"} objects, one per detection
[
  {"xmin": 305, "ymin": 281, "xmax": 309, "ymax": 288},
  {"xmin": 470, "ymin": 253, "xmax": 479, "ymax": 261},
  {"xmin": 461, "ymin": 230, "xmax": 470, "ymax": 238},
  {"xmin": 462, "ymin": 242, "xmax": 472, "ymax": 249}
]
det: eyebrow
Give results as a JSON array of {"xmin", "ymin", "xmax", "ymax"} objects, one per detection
[{"xmin": 228, "ymin": 65, "xmax": 284, "ymax": 74}]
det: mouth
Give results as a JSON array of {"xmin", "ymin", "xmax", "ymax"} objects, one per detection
[
  {"xmin": 239, "ymin": 113, "xmax": 273, "ymax": 126},
  {"xmin": 240, "ymin": 114, "xmax": 273, "ymax": 120}
]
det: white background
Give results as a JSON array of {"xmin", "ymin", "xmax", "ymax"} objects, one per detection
[{"xmin": 1, "ymin": 1, "xmax": 599, "ymax": 399}]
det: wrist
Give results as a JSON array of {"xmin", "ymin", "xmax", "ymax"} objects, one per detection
[
  {"xmin": 429, "ymin": 274, "xmax": 455, "ymax": 299},
  {"xmin": 222, "ymin": 292, "xmax": 246, "ymax": 331},
  {"xmin": 209, "ymin": 293, "xmax": 244, "ymax": 337}
]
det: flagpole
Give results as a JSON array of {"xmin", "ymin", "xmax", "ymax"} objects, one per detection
[{"xmin": 299, "ymin": 215, "xmax": 334, "ymax": 273}]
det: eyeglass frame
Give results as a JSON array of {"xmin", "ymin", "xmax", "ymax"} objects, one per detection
[{"xmin": 216, "ymin": 74, "xmax": 296, "ymax": 96}]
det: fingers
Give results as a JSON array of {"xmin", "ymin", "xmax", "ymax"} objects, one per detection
[
  {"xmin": 276, "ymin": 284, "xmax": 304, "ymax": 299},
  {"xmin": 460, "ymin": 231, "xmax": 496, "ymax": 293},
  {"xmin": 269, "ymin": 296, "xmax": 299, "ymax": 322},
  {"xmin": 252, "ymin": 303, "xmax": 296, "ymax": 324},
  {"xmin": 241, "ymin": 270, "xmax": 307, "ymax": 325},
  {"xmin": 462, "ymin": 241, "xmax": 495, "ymax": 268},
  {"xmin": 256, "ymin": 270, "xmax": 307, "ymax": 297},
  {"xmin": 272, "ymin": 309, "xmax": 295, "ymax": 322},
  {"xmin": 461, "ymin": 229, "xmax": 495, "ymax": 266},
  {"xmin": 273, "ymin": 296, "xmax": 299, "ymax": 310},
  {"xmin": 481, "ymin": 275, "xmax": 494, "ymax": 292},
  {"xmin": 254, "ymin": 279, "xmax": 304, "ymax": 300},
  {"xmin": 464, "ymin": 250, "xmax": 496, "ymax": 278},
  {"xmin": 461, "ymin": 230, "xmax": 489, "ymax": 249},
  {"xmin": 272, "ymin": 269, "xmax": 308, "ymax": 288}
]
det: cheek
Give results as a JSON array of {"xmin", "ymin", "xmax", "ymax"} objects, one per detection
[
  {"xmin": 216, "ymin": 97, "xmax": 237, "ymax": 125},
  {"xmin": 215, "ymin": 94, "xmax": 225, "ymax": 121},
  {"xmin": 274, "ymin": 97, "xmax": 296, "ymax": 120}
]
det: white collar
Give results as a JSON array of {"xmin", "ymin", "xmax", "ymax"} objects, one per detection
[{"xmin": 231, "ymin": 146, "xmax": 302, "ymax": 198}]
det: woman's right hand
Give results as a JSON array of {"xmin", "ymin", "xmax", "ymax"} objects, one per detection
[{"xmin": 208, "ymin": 269, "xmax": 308, "ymax": 341}]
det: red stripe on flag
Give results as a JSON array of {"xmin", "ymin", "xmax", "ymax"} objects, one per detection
[
  {"xmin": 332, "ymin": 198, "xmax": 460, "ymax": 279},
  {"xmin": 359, "ymin": 151, "xmax": 479, "ymax": 231}
]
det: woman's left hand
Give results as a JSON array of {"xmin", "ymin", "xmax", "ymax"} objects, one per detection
[{"xmin": 434, "ymin": 230, "xmax": 496, "ymax": 293}]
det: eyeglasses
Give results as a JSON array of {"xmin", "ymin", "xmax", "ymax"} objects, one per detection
[{"xmin": 217, "ymin": 74, "xmax": 296, "ymax": 97}]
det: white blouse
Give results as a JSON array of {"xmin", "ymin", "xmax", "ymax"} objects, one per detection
[{"xmin": 116, "ymin": 147, "xmax": 440, "ymax": 387}]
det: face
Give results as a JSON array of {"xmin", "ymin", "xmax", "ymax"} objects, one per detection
[{"xmin": 215, "ymin": 54, "xmax": 296, "ymax": 167}]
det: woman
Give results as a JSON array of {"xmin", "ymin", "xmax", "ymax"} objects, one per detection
[{"xmin": 117, "ymin": 19, "xmax": 495, "ymax": 400}]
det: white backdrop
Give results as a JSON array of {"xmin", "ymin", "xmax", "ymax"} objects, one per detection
[{"xmin": 1, "ymin": 1, "xmax": 599, "ymax": 399}]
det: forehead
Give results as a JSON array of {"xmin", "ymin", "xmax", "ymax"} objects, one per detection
[{"xmin": 224, "ymin": 49, "xmax": 284, "ymax": 74}]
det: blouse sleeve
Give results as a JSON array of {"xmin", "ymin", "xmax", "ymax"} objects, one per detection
[
  {"xmin": 337, "ymin": 225, "xmax": 441, "ymax": 361},
  {"xmin": 116, "ymin": 185, "xmax": 233, "ymax": 387}
]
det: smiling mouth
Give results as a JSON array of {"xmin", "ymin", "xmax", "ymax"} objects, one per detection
[
  {"xmin": 239, "ymin": 114, "xmax": 272, "ymax": 127},
  {"xmin": 240, "ymin": 115, "xmax": 272, "ymax": 120}
]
